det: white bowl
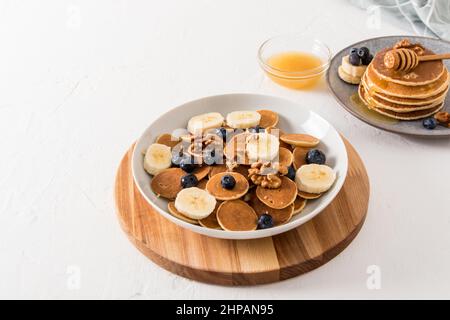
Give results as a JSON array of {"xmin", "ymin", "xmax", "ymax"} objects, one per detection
[{"xmin": 132, "ymin": 93, "xmax": 348, "ymax": 240}]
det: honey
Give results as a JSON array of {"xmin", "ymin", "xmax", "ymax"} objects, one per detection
[
  {"xmin": 350, "ymin": 93, "xmax": 398, "ymax": 124},
  {"xmin": 265, "ymin": 51, "xmax": 324, "ymax": 89}
]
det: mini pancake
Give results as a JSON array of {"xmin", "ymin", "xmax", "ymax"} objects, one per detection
[
  {"xmin": 224, "ymin": 132, "xmax": 251, "ymax": 165},
  {"xmin": 151, "ymin": 168, "xmax": 184, "ymax": 200},
  {"xmin": 279, "ymin": 140, "xmax": 293, "ymax": 150},
  {"xmin": 249, "ymin": 192, "xmax": 293, "ymax": 226},
  {"xmin": 194, "ymin": 165, "xmax": 211, "ymax": 181},
  {"xmin": 292, "ymin": 146, "xmax": 310, "ymax": 170},
  {"xmin": 168, "ymin": 202, "xmax": 199, "ymax": 225},
  {"xmin": 197, "ymin": 179, "xmax": 208, "ymax": 190},
  {"xmin": 206, "ymin": 172, "xmax": 249, "ymax": 200},
  {"xmin": 278, "ymin": 147, "xmax": 293, "ymax": 167},
  {"xmin": 256, "ymin": 176, "xmax": 297, "ymax": 209},
  {"xmin": 257, "ymin": 110, "xmax": 279, "ymax": 128},
  {"xmin": 199, "ymin": 201, "xmax": 222, "ymax": 229},
  {"xmin": 155, "ymin": 133, "xmax": 181, "ymax": 148},
  {"xmin": 293, "ymin": 196, "xmax": 307, "ymax": 215},
  {"xmin": 280, "ymin": 134, "xmax": 320, "ymax": 147},
  {"xmin": 298, "ymin": 190, "xmax": 322, "ymax": 199},
  {"xmin": 216, "ymin": 200, "xmax": 258, "ymax": 231}
]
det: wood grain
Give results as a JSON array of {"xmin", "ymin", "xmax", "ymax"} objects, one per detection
[{"xmin": 114, "ymin": 138, "xmax": 370, "ymax": 285}]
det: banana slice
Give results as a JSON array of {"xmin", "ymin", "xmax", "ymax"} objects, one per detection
[
  {"xmin": 246, "ymin": 133, "xmax": 280, "ymax": 162},
  {"xmin": 174, "ymin": 187, "xmax": 217, "ymax": 220},
  {"xmin": 341, "ymin": 55, "xmax": 367, "ymax": 78},
  {"xmin": 295, "ymin": 164, "xmax": 336, "ymax": 194},
  {"xmin": 143, "ymin": 143, "xmax": 172, "ymax": 175},
  {"xmin": 338, "ymin": 66, "xmax": 361, "ymax": 85},
  {"xmin": 226, "ymin": 111, "xmax": 261, "ymax": 129},
  {"xmin": 187, "ymin": 112, "xmax": 224, "ymax": 134}
]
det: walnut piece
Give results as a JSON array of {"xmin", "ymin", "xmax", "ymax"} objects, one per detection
[
  {"xmin": 249, "ymin": 172, "xmax": 281, "ymax": 189},
  {"xmin": 393, "ymin": 39, "xmax": 425, "ymax": 56},
  {"xmin": 248, "ymin": 162, "xmax": 286, "ymax": 189},
  {"xmin": 393, "ymin": 39, "xmax": 411, "ymax": 49},
  {"xmin": 434, "ymin": 112, "xmax": 450, "ymax": 124}
]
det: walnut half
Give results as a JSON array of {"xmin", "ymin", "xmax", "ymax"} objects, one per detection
[
  {"xmin": 393, "ymin": 39, "xmax": 425, "ymax": 56},
  {"xmin": 393, "ymin": 39, "xmax": 412, "ymax": 49},
  {"xmin": 248, "ymin": 162, "xmax": 285, "ymax": 189},
  {"xmin": 434, "ymin": 112, "xmax": 450, "ymax": 125},
  {"xmin": 249, "ymin": 172, "xmax": 281, "ymax": 189}
]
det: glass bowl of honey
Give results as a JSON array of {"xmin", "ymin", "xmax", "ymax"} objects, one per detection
[{"xmin": 258, "ymin": 33, "xmax": 331, "ymax": 89}]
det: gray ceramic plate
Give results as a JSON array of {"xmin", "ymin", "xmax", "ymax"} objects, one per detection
[{"xmin": 326, "ymin": 35, "xmax": 450, "ymax": 137}]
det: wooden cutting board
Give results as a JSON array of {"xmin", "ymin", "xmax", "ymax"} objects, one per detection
[{"xmin": 114, "ymin": 138, "xmax": 369, "ymax": 285}]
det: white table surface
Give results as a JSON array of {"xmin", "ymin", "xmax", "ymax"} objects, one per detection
[{"xmin": 1, "ymin": 0, "xmax": 450, "ymax": 300}]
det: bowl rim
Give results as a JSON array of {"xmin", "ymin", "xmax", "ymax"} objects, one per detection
[
  {"xmin": 131, "ymin": 93, "xmax": 348, "ymax": 240},
  {"xmin": 257, "ymin": 33, "xmax": 332, "ymax": 78}
]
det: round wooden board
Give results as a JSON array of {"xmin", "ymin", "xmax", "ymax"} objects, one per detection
[{"xmin": 114, "ymin": 138, "xmax": 369, "ymax": 285}]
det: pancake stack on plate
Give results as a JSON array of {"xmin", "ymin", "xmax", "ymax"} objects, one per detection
[{"xmin": 359, "ymin": 40, "xmax": 449, "ymax": 120}]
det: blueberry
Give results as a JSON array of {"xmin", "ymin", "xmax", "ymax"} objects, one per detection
[
  {"xmin": 221, "ymin": 174, "xmax": 236, "ymax": 190},
  {"xmin": 306, "ymin": 149, "xmax": 326, "ymax": 165},
  {"xmin": 181, "ymin": 174, "xmax": 198, "ymax": 188},
  {"xmin": 349, "ymin": 52, "xmax": 361, "ymax": 66},
  {"xmin": 357, "ymin": 47, "xmax": 370, "ymax": 59},
  {"xmin": 248, "ymin": 125, "xmax": 265, "ymax": 133},
  {"xmin": 423, "ymin": 117, "xmax": 437, "ymax": 130},
  {"xmin": 286, "ymin": 166, "xmax": 296, "ymax": 181},
  {"xmin": 257, "ymin": 214, "xmax": 274, "ymax": 229},
  {"xmin": 350, "ymin": 47, "xmax": 358, "ymax": 55},
  {"xmin": 361, "ymin": 53, "xmax": 373, "ymax": 65},
  {"xmin": 179, "ymin": 159, "xmax": 196, "ymax": 173}
]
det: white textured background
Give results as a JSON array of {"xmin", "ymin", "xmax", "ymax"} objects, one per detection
[{"xmin": 1, "ymin": 0, "xmax": 449, "ymax": 299}]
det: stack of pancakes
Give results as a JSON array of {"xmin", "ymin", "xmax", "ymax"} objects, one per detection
[{"xmin": 359, "ymin": 43, "xmax": 449, "ymax": 120}]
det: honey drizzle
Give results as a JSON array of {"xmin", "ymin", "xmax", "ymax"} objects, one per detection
[{"xmin": 350, "ymin": 92, "xmax": 399, "ymax": 124}]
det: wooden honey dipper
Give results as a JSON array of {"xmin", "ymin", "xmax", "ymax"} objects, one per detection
[{"xmin": 384, "ymin": 48, "xmax": 450, "ymax": 72}]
